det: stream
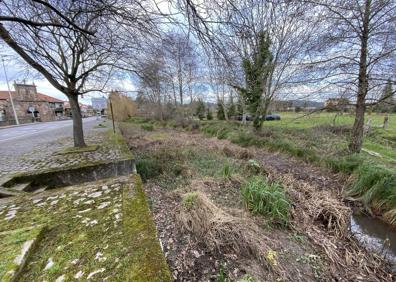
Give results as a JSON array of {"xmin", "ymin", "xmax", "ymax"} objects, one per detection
[{"xmin": 351, "ymin": 214, "xmax": 396, "ymax": 271}]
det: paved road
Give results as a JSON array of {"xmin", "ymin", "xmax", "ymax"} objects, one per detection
[
  {"xmin": 0, "ymin": 117, "xmax": 98, "ymax": 144},
  {"xmin": 0, "ymin": 117, "xmax": 98, "ymax": 145},
  {"xmin": 0, "ymin": 117, "xmax": 103, "ymax": 177}
]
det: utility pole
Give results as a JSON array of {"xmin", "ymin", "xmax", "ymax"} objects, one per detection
[{"xmin": 1, "ymin": 57, "xmax": 19, "ymax": 125}]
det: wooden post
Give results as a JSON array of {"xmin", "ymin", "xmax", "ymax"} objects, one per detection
[{"xmin": 109, "ymin": 97, "xmax": 116, "ymax": 134}]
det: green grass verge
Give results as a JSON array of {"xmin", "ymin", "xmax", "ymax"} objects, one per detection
[
  {"xmin": 141, "ymin": 124, "xmax": 154, "ymax": 131},
  {"xmin": 347, "ymin": 163, "xmax": 396, "ymax": 214}
]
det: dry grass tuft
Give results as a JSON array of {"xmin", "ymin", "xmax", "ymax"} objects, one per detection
[
  {"xmin": 177, "ymin": 192, "xmax": 283, "ymax": 275},
  {"xmin": 269, "ymin": 171, "xmax": 392, "ymax": 280},
  {"xmin": 310, "ymin": 192, "xmax": 351, "ymax": 237},
  {"xmin": 384, "ymin": 209, "xmax": 396, "ymax": 226}
]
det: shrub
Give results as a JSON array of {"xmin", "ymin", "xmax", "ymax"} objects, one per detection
[
  {"xmin": 217, "ymin": 127, "xmax": 231, "ymax": 139},
  {"xmin": 182, "ymin": 192, "xmax": 199, "ymax": 210},
  {"xmin": 196, "ymin": 99, "xmax": 206, "ymax": 120},
  {"xmin": 241, "ymin": 177, "xmax": 291, "ymax": 226},
  {"xmin": 141, "ymin": 124, "xmax": 154, "ymax": 131},
  {"xmin": 136, "ymin": 159, "xmax": 162, "ymax": 181},
  {"xmin": 206, "ymin": 109, "xmax": 213, "ymax": 120},
  {"xmin": 325, "ymin": 154, "xmax": 364, "ymax": 174},
  {"xmin": 229, "ymin": 131, "xmax": 258, "ymax": 147},
  {"xmin": 222, "ymin": 162, "xmax": 233, "ymax": 179},
  {"xmin": 346, "ymin": 163, "xmax": 396, "ymax": 215},
  {"xmin": 217, "ymin": 102, "xmax": 226, "ymax": 120}
]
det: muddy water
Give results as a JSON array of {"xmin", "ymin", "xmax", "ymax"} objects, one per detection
[{"xmin": 351, "ymin": 214, "xmax": 396, "ymax": 270}]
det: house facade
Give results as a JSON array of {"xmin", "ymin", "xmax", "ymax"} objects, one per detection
[
  {"xmin": 63, "ymin": 102, "xmax": 94, "ymax": 118},
  {"xmin": 324, "ymin": 98, "xmax": 352, "ymax": 112},
  {"xmin": 0, "ymin": 82, "xmax": 64, "ymax": 126}
]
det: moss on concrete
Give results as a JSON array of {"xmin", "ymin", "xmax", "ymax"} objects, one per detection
[
  {"xmin": 55, "ymin": 144, "xmax": 99, "ymax": 155},
  {"xmin": 0, "ymin": 175, "xmax": 170, "ymax": 281},
  {"xmin": 106, "ymin": 129, "xmax": 134, "ymax": 159},
  {"xmin": 121, "ymin": 175, "xmax": 172, "ymax": 281},
  {"xmin": 0, "ymin": 225, "xmax": 46, "ymax": 282}
]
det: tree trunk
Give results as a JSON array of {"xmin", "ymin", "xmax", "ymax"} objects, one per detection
[
  {"xmin": 349, "ymin": 0, "xmax": 371, "ymax": 153},
  {"xmin": 350, "ymin": 97, "xmax": 366, "ymax": 152},
  {"xmin": 260, "ymin": 99, "xmax": 271, "ymax": 126},
  {"xmin": 68, "ymin": 94, "xmax": 86, "ymax": 147},
  {"xmin": 171, "ymin": 80, "xmax": 177, "ymax": 107}
]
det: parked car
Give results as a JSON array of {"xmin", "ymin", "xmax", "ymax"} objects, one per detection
[
  {"xmin": 231, "ymin": 114, "xmax": 281, "ymax": 121},
  {"xmin": 264, "ymin": 114, "xmax": 281, "ymax": 121}
]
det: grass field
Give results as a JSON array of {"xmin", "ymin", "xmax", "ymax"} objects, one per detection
[{"xmin": 266, "ymin": 112, "xmax": 396, "ymax": 165}]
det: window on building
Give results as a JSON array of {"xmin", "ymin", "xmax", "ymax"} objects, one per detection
[{"xmin": 0, "ymin": 109, "xmax": 5, "ymax": 121}]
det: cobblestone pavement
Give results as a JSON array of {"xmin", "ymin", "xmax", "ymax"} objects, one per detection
[{"xmin": 0, "ymin": 118, "xmax": 119, "ymax": 178}]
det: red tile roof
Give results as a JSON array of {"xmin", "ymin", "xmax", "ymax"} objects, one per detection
[
  {"xmin": 36, "ymin": 93, "xmax": 64, "ymax": 103},
  {"xmin": 0, "ymin": 91, "xmax": 10, "ymax": 100},
  {"xmin": 0, "ymin": 90, "xmax": 64, "ymax": 103}
]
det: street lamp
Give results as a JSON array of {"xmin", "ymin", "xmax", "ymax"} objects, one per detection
[{"xmin": 1, "ymin": 57, "xmax": 19, "ymax": 125}]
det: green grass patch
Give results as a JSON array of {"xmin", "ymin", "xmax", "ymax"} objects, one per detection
[
  {"xmin": 136, "ymin": 159, "xmax": 163, "ymax": 182},
  {"xmin": 241, "ymin": 177, "xmax": 291, "ymax": 227},
  {"xmin": 141, "ymin": 124, "xmax": 154, "ymax": 131},
  {"xmin": 347, "ymin": 163, "xmax": 396, "ymax": 214},
  {"xmin": 182, "ymin": 192, "xmax": 199, "ymax": 210},
  {"xmin": 325, "ymin": 154, "xmax": 365, "ymax": 174}
]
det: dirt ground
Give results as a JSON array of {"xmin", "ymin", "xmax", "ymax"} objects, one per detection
[{"xmin": 121, "ymin": 123, "xmax": 394, "ymax": 282}]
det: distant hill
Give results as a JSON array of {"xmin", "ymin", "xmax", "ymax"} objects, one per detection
[{"xmin": 289, "ymin": 100, "xmax": 324, "ymax": 108}]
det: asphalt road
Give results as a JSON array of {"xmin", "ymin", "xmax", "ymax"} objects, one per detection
[
  {"xmin": 0, "ymin": 117, "xmax": 100, "ymax": 155},
  {"xmin": 0, "ymin": 117, "xmax": 105, "ymax": 177}
]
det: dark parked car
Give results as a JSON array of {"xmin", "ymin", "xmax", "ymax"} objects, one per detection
[
  {"xmin": 232, "ymin": 114, "xmax": 280, "ymax": 121},
  {"xmin": 264, "ymin": 114, "xmax": 281, "ymax": 121}
]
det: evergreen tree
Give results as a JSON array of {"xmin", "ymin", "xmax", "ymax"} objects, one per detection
[
  {"xmin": 236, "ymin": 98, "xmax": 244, "ymax": 115},
  {"xmin": 196, "ymin": 99, "xmax": 206, "ymax": 120},
  {"xmin": 217, "ymin": 101, "xmax": 226, "ymax": 120},
  {"xmin": 206, "ymin": 109, "xmax": 213, "ymax": 120},
  {"xmin": 228, "ymin": 97, "xmax": 237, "ymax": 117}
]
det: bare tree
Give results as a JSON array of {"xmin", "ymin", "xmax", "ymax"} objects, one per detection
[
  {"xmin": 0, "ymin": 0, "xmax": 158, "ymax": 147},
  {"xmin": 162, "ymin": 31, "xmax": 199, "ymax": 107},
  {"xmin": 136, "ymin": 45, "xmax": 170, "ymax": 120},
  {"xmin": 305, "ymin": 0, "xmax": 396, "ymax": 153},
  {"xmin": 177, "ymin": 0, "xmax": 320, "ymax": 126},
  {"xmin": 0, "ymin": 0, "xmax": 94, "ymax": 34}
]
